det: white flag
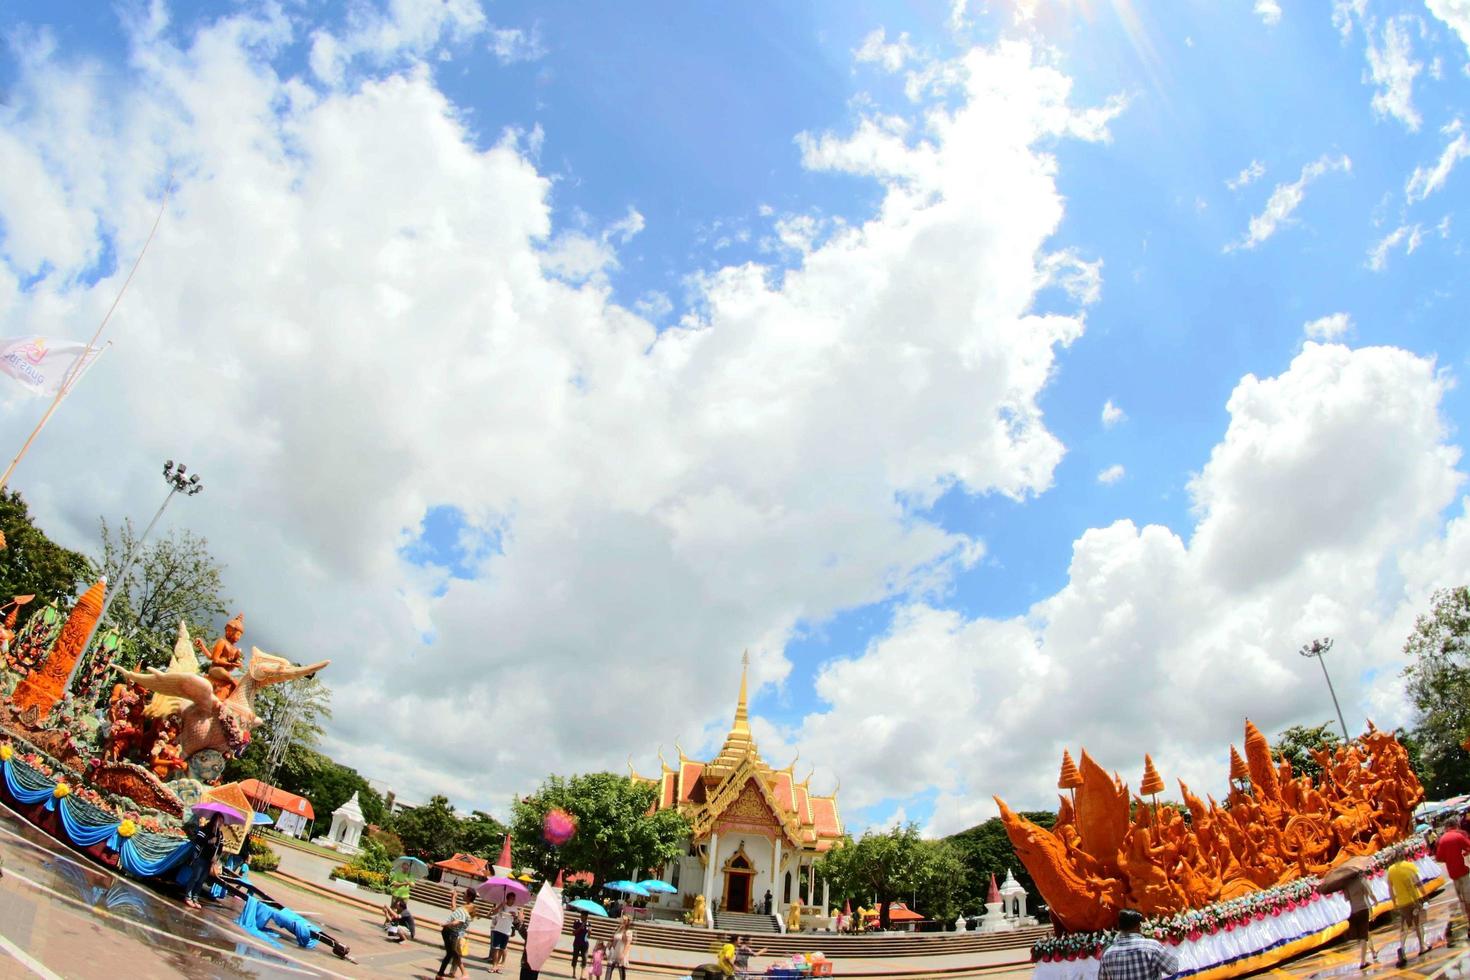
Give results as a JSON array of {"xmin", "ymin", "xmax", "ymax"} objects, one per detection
[{"xmin": 0, "ymin": 337, "xmax": 103, "ymax": 397}]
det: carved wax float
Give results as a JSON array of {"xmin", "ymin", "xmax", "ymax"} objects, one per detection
[
  {"xmin": 120, "ymin": 621, "xmax": 327, "ymax": 784},
  {"xmin": 11, "ymin": 578, "xmax": 105, "ymax": 721},
  {"xmin": 997, "ymin": 720, "xmax": 1423, "ymax": 933}
]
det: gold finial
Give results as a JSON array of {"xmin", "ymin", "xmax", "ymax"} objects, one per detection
[
  {"xmin": 785, "ymin": 749, "xmax": 800, "ymax": 772},
  {"xmin": 657, "ymin": 745, "xmax": 670, "ymax": 773},
  {"xmin": 803, "ymin": 764, "xmax": 815, "ymax": 786},
  {"xmin": 675, "ymin": 738, "xmax": 687, "ymax": 762},
  {"xmin": 732, "ymin": 649, "xmax": 751, "ymax": 735}
]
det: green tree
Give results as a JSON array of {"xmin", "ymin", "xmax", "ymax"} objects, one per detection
[
  {"xmin": 458, "ymin": 810, "xmax": 508, "ymax": 861},
  {"xmin": 1270, "ymin": 722, "xmax": 1341, "ymax": 783},
  {"xmin": 911, "ymin": 839, "xmax": 970, "ymax": 924},
  {"xmin": 93, "ymin": 518, "xmax": 229, "ymax": 667},
  {"xmin": 396, "ymin": 795, "xmax": 467, "ymax": 862},
  {"xmin": 1403, "ymin": 586, "xmax": 1470, "ymax": 797},
  {"xmin": 0, "ymin": 490, "xmax": 91, "ymax": 624},
  {"xmin": 816, "ymin": 823, "xmax": 935, "ymax": 930},
  {"xmin": 510, "ymin": 772, "xmax": 689, "ymax": 887},
  {"xmin": 946, "ymin": 811, "xmax": 1054, "ymax": 917}
]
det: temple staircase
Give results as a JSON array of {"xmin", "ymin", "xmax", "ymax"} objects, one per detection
[{"xmin": 714, "ymin": 910, "xmax": 782, "ymax": 934}]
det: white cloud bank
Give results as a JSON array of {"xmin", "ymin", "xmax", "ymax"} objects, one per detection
[
  {"xmin": 0, "ymin": 6, "xmax": 1116, "ymax": 813},
  {"xmin": 1365, "ymin": 16, "xmax": 1423, "ymax": 131},
  {"xmin": 786, "ymin": 343, "xmax": 1468, "ymax": 833}
]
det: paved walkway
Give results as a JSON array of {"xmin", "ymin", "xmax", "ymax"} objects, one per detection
[{"xmin": 5, "ymin": 807, "xmax": 1470, "ymax": 980}]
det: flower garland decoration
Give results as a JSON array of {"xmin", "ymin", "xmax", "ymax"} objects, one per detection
[
  {"xmin": 0, "ymin": 743, "xmax": 12, "ymax": 762},
  {"xmin": 1030, "ymin": 839, "xmax": 1429, "ymax": 963}
]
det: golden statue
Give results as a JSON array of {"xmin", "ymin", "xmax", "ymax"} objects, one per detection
[{"xmin": 997, "ymin": 720, "xmax": 1423, "ymax": 933}]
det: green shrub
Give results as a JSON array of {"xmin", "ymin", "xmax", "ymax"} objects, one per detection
[
  {"xmin": 330, "ymin": 864, "xmax": 389, "ymax": 892},
  {"xmin": 367, "ymin": 827, "xmax": 404, "ymax": 860},
  {"xmin": 246, "ymin": 838, "xmax": 280, "ymax": 873},
  {"xmin": 350, "ymin": 837, "xmax": 393, "ymax": 875}
]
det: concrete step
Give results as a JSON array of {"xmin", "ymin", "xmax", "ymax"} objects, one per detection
[{"xmin": 715, "ymin": 910, "xmax": 782, "ymax": 934}]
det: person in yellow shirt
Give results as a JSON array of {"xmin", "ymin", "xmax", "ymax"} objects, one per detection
[
  {"xmin": 717, "ymin": 934, "xmax": 738, "ymax": 976},
  {"xmin": 1387, "ymin": 847, "xmax": 1427, "ymax": 963}
]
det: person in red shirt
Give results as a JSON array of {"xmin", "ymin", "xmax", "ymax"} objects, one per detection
[{"xmin": 1435, "ymin": 818, "xmax": 1470, "ymax": 935}]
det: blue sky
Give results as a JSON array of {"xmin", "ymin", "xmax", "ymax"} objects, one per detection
[{"xmin": 2, "ymin": 0, "xmax": 1468, "ymax": 833}]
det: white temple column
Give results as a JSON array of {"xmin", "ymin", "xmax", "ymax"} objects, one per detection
[
  {"xmin": 772, "ymin": 837, "xmax": 783, "ymax": 915},
  {"xmin": 822, "ymin": 877, "xmax": 830, "ymax": 917},
  {"xmin": 807, "ymin": 862, "xmax": 816, "ymax": 906},
  {"xmin": 703, "ymin": 832, "xmax": 719, "ymax": 925}
]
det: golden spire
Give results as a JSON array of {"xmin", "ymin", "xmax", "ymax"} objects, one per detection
[{"xmin": 732, "ymin": 649, "xmax": 751, "ymax": 734}]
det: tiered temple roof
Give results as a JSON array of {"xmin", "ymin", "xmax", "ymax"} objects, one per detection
[{"xmin": 633, "ymin": 657, "xmax": 844, "ymax": 852}]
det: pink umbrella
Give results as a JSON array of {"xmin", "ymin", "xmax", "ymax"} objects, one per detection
[
  {"xmin": 192, "ymin": 800, "xmax": 248, "ymax": 825},
  {"xmin": 526, "ymin": 881, "xmax": 563, "ymax": 971},
  {"xmin": 476, "ymin": 875, "xmax": 531, "ymax": 907}
]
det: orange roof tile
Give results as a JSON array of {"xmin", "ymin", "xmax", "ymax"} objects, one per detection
[
  {"xmin": 811, "ymin": 796, "xmax": 840, "ymax": 837},
  {"xmin": 239, "ymin": 779, "xmax": 316, "ymax": 821}
]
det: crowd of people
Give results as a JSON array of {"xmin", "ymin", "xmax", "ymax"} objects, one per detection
[{"xmin": 426, "ymin": 891, "xmax": 636, "ymax": 980}]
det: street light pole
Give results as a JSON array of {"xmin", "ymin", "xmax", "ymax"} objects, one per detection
[
  {"xmin": 1298, "ymin": 637, "xmax": 1351, "ymax": 742},
  {"xmin": 64, "ymin": 460, "xmax": 204, "ymax": 692}
]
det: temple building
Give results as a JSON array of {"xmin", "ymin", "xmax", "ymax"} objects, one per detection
[{"xmin": 632, "ymin": 657, "xmax": 843, "ymax": 925}]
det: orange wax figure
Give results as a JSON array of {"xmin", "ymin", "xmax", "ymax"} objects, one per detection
[
  {"xmin": 196, "ymin": 612, "xmax": 245, "ymax": 698},
  {"xmin": 149, "ymin": 717, "xmax": 187, "ymax": 781},
  {"xmin": 997, "ymin": 719, "xmax": 1424, "ymax": 933}
]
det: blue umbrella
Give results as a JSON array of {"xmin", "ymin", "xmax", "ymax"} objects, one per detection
[
  {"xmin": 604, "ymin": 880, "xmax": 651, "ymax": 897},
  {"xmin": 640, "ymin": 880, "xmax": 678, "ymax": 894},
  {"xmin": 569, "ymin": 898, "xmax": 609, "ymax": 917},
  {"xmin": 252, "ymin": 811, "xmax": 274, "ymax": 825}
]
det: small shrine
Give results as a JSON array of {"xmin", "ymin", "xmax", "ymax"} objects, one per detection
[
  {"xmin": 319, "ymin": 790, "xmax": 365, "ymax": 854},
  {"xmin": 631, "ymin": 654, "xmax": 843, "ymax": 927}
]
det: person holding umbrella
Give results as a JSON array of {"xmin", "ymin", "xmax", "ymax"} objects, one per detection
[
  {"xmin": 489, "ymin": 899, "xmax": 517, "ymax": 972},
  {"xmin": 181, "ymin": 809, "xmax": 230, "ymax": 910},
  {"xmin": 1343, "ymin": 866, "xmax": 1380, "ymax": 969}
]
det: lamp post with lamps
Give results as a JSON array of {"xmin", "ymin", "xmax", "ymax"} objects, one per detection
[
  {"xmin": 1298, "ymin": 637, "xmax": 1351, "ymax": 743},
  {"xmin": 64, "ymin": 460, "xmax": 204, "ymax": 691}
]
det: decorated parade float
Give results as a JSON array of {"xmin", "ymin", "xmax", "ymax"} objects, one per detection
[
  {"xmin": 0, "ymin": 577, "xmax": 341, "ymax": 951},
  {"xmin": 998, "ymin": 721, "xmax": 1434, "ymax": 980}
]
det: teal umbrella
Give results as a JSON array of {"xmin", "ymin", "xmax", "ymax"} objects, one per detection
[{"xmin": 569, "ymin": 898, "xmax": 609, "ymax": 917}]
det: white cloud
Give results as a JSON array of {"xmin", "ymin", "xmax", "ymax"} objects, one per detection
[
  {"xmin": 1254, "ymin": 0, "xmax": 1283, "ymax": 26},
  {"xmin": 1303, "ymin": 312, "xmax": 1353, "ymax": 340},
  {"xmin": 1096, "ymin": 464, "xmax": 1126, "ymax": 485},
  {"xmin": 789, "ymin": 344, "xmax": 1467, "ymax": 832},
  {"xmin": 1365, "ymin": 16, "xmax": 1424, "ymax": 131},
  {"xmin": 1368, "ymin": 223, "xmax": 1425, "ymax": 270},
  {"xmin": 488, "ymin": 25, "xmax": 545, "ymax": 65},
  {"xmin": 1425, "ymin": 0, "xmax": 1470, "ymax": 58},
  {"xmin": 1226, "ymin": 160, "xmax": 1266, "ymax": 191},
  {"xmin": 0, "ymin": 13, "xmax": 1119, "ymax": 814},
  {"xmin": 309, "ymin": 0, "xmax": 488, "ymax": 86},
  {"xmin": 854, "ymin": 28, "xmax": 917, "ymax": 73},
  {"xmin": 1229, "ymin": 154, "xmax": 1352, "ymax": 251},
  {"xmin": 1406, "ymin": 119, "xmax": 1470, "ymax": 203},
  {"xmin": 1333, "ymin": 0, "xmax": 1368, "ymax": 41},
  {"xmin": 1101, "ymin": 399, "xmax": 1127, "ymax": 428}
]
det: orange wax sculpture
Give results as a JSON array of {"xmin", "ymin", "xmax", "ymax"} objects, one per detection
[
  {"xmin": 1139, "ymin": 755, "xmax": 1165, "ymax": 797},
  {"xmin": 11, "ymin": 578, "xmax": 106, "ymax": 720},
  {"xmin": 1058, "ymin": 750, "xmax": 1083, "ymax": 790},
  {"xmin": 997, "ymin": 719, "xmax": 1423, "ymax": 933}
]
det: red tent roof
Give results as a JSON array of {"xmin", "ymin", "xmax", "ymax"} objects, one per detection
[
  {"xmin": 434, "ymin": 853, "xmax": 491, "ymax": 878},
  {"xmin": 881, "ymin": 903, "xmax": 926, "ymax": 922},
  {"xmin": 239, "ymin": 778, "xmax": 315, "ymax": 820}
]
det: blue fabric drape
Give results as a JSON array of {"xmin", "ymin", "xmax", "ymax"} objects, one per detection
[
  {"xmin": 57, "ymin": 797, "xmax": 122, "ymax": 849},
  {"xmin": 119, "ymin": 834, "xmax": 192, "ymax": 878},
  {"xmin": 3, "ymin": 759, "xmax": 56, "ymax": 806},
  {"xmin": 235, "ymin": 894, "xmax": 318, "ymax": 949}
]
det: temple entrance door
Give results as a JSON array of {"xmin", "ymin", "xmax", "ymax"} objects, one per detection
[
  {"xmin": 724, "ymin": 868, "xmax": 753, "ymax": 913},
  {"xmin": 721, "ymin": 847, "xmax": 755, "ymax": 913}
]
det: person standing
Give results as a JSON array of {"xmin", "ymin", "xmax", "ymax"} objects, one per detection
[
  {"xmin": 436, "ymin": 887, "xmax": 476, "ymax": 979},
  {"xmin": 1097, "ymin": 909, "xmax": 1178, "ymax": 980},
  {"xmin": 570, "ymin": 909, "xmax": 592, "ymax": 979},
  {"xmin": 181, "ymin": 813, "xmax": 224, "ymax": 911},
  {"xmin": 489, "ymin": 900, "xmax": 517, "ymax": 973},
  {"xmin": 1343, "ymin": 867, "xmax": 1379, "ymax": 969},
  {"xmin": 762, "ymin": 890, "xmax": 772, "ymax": 915},
  {"xmin": 1436, "ymin": 818, "xmax": 1470, "ymax": 938},
  {"xmin": 609, "ymin": 915, "xmax": 634, "ymax": 980},
  {"xmin": 1388, "ymin": 848, "xmax": 1427, "ymax": 962}
]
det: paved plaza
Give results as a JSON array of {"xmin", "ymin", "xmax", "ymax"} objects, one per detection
[{"xmin": 2, "ymin": 792, "xmax": 1470, "ymax": 980}]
